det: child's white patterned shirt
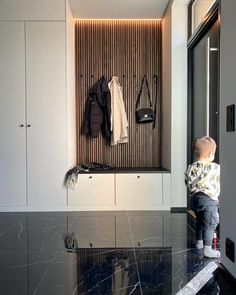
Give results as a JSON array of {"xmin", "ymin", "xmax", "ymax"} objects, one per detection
[{"xmin": 185, "ymin": 161, "xmax": 220, "ymax": 201}]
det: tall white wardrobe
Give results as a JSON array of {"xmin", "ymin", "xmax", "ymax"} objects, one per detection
[{"xmin": 0, "ymin": 0, "xmax": 76, "ymax": 210}]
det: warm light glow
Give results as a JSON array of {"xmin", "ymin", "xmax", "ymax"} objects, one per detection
[{"xmin": 74, "ymin": 18, "xmax": 162, "ymax": 21}]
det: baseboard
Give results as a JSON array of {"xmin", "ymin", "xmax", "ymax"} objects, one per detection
[
  {"xmin": 171, "ymin": 207, "xmax": 187, "ymax": 213},
  {"xmin": 0, "ymin": 205, "xmax": 172, "ymax": 212}
]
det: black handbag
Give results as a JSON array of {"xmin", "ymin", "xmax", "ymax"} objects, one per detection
[
  {"xmin": 135, "ymin": 76, "xmax": 154, "ymax": 124},
  {"xmin": 135, "ymin": 108, "xmax": 154, "ymax": 124}
]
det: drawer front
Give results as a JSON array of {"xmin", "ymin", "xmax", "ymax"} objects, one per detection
[
  {"xmin": 68, "ymin": 174, "xmax": 115, "ymax": 206},
  {"xmin": 116, "ymin": 174, "xmax": 163, "ymax": 205}
]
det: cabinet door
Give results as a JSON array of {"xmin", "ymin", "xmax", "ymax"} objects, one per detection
[
  {"xmin": 0, "ymin": 22, "xmax": 27, "ymax": 206},
  {"xmin": 116, "ymin": 174, "xmax": 163, "ymax": 205},
  {"xmin": 26, "ymin": 22, "xmax": 67, "ymax": 207},
  {"xmin": 68, "ymin": 174, "xmax": 115, "ymax": 206},
  {"xmin": 0, "ymin": 0, "xmax": 65, "ymax": 21}
]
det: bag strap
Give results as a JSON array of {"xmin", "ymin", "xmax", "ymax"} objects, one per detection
[
  {"xmin": 135, "ymin": 75, "xmax": 152, "ymax": 109},
  {"xmin": 152, "ymin": 75, "xmax": 158, "ymax": 129}
]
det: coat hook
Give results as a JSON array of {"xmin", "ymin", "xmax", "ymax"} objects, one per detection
[{"xmin": 153, "ymin": 74, "xmax": 158, "ymax": 79}]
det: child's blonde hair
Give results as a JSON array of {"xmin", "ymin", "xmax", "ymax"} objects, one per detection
[{"xmin": 192, "ymin": 136, "xmax": 216, "ymax": 159}]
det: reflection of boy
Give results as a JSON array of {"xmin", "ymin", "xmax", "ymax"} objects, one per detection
[{"xmin": 185, "ymin": 136, "xmax": 220, "ymax": 258}]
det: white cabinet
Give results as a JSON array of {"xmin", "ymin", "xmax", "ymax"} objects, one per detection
[
  {"xmin": 0, "ymin": 22, "xmax": 27, "ymax": 206},
  {"xmin": 0, "ymin": 0, "xmax": 65, "ymax": 21},
  {"xmin": 68, "ymin": 174, "xmax": 115, "ymax": 206},
  {"xmin": 116, "ymin": 173, "xmax": 163, "ymax": 205},
  {"xmin": 0, "ymin": 21, "xmax": 67, "ymax": 207},
  {"xmin": 26, "ymin": 22, "xmax": 67, "ymax": 207},
  {"xmin": 68, "ymin": 173, "xmax": 170, "ymax": 209}
]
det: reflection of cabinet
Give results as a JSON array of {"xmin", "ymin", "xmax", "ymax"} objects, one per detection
[
  {"xmin": 68, "ymin": 174, "xmax": 115, "ymax": 206},
  {"xmin": 0, "ymin": 216, "xmax": 28, "ymax": 294},
  {"xmin": 27, "ymin": 215, "xmax": 70, "ymax": 294},
  {"xmin": 116, "ymin": 215, "xmax": 172, "ymax": 248},
  {"xmin": 125, "ymin": 215, "xmax": 164, "ymax": 247},
  {"xmin": 116, "ymin": 174, "xmax": 163, "ymax": 205},
  {"xmin": 0, "ymin": 21, "xmax": 67, "ymax": 207},
  {"xmin": 67, "ymin": 213, "xmax": 172, "ymax": 249},
  {"xmin": 68, "ymin": 216, "xmax": 115, "ymax": 248}
]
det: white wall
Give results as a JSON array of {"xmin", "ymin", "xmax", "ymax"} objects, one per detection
[
  {"xmin": 66, "ymin": 0, "xmax": 76, "ymax": 169},
  {"xmin": 171, "ymin": 2, "xmax": 188, "ymax": 207},
  {"xmin": 162, "ymin": 1, "xmax": 172, "ymax": 170},
  {"xmin": 220, "ymin": 0, "xmax": 236, "ymax": 280},
  {"xmin": 163, "ymin": 0, "xmax": 189, "ymax": 208}
]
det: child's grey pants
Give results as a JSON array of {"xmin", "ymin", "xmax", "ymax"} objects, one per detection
[{"xmin": 191, "ymin": 193, "xmax": 219, "ymax": 246}]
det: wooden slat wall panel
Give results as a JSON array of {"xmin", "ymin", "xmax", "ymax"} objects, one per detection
[{"xmin": 76, "ymin": 20, "xmax": 162, "ymax": 167}]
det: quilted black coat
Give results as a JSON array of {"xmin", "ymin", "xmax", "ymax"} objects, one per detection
[{"xmin": 83, "ymin": 76, "xmax": 111, "ymax": 138}]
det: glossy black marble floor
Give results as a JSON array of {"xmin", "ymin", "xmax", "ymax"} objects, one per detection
[{"xmin": 0, "ymin": 211, "xmax": 235, "ymax": 295}]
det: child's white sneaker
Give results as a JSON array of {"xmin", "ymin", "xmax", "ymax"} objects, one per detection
[
  {"xmin": 204, "ymin": 246, "xmax": 220, "ymax": 258},
  {"xmin": 196, "ymin": 240, "xmax": 204, "ymax": 249}
]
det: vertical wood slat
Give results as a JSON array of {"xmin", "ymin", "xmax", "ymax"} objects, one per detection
[{"xmin": 76, "ymin": 20, "xmax": 162, "ymax": 168}]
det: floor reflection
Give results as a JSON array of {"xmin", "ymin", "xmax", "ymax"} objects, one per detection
[{"xmin": 0, "ymin": 211, "xmax": 234, "ymax": 295}]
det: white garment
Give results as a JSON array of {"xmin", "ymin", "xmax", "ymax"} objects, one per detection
[
  {"xmin": 108, "ymin": 76, "xmax": 128, "ymax": 145},
  {"xmin": 112, "ymin": 258, "xmax": 129, "ymax": 295}
]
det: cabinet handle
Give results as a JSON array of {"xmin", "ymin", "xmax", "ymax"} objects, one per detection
[
  {"xmin": 19, "ymin": 124, "xmax": 25, "ymax": 127},
  {"xmin": 137, "ymin": 176, "xmax": 140, "ymax": 179},
  {"xmin": 89, "ymin": 176, "xmax": 93, "ymax": 179},
  {"xmin": 27, "ymin": 124, "xmax": 31, "ymax": 127},
  {"xmin": 138, "ymin": 242, "xmax": 141, "ymax": 247},
  {"xmin": 89, "ymin": 243, "xmax": 93, "ymax": 248}
]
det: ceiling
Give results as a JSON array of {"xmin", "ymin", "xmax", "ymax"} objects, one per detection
[{"xmin": 68, "ymin": 0, "xmax": 171, "ymax": 19}]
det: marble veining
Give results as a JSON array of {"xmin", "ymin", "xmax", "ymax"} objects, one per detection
[
  {"xmin": 0, "ymin": 211, "xmax": 235, "ymax": 295},
  {"xmin": 176, "ymin": 261, "xmax": 218, "ymax": 295}
]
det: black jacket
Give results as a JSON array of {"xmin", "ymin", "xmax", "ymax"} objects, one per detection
[{"xmin": 84, "ymin": 76, "xmax": 111, "ymax": 138}]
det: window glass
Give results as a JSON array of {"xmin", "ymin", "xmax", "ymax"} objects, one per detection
[{"xmin": 192, "ymin": 0, "xmax": 216, "ymax": 33}]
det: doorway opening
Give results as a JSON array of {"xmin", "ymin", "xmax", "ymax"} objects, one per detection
[
  {"xmin": 187, "ymin": 2, "xmax": 220, "ymax": 164},
  {"xmin": 187, "ymin": 0, "xmax": 220, "ymax": 241}
]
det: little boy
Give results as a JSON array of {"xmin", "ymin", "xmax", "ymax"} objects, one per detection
[{"xmin": 185, "ymin": 136, "xmax": 220, "ymax": 258}]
